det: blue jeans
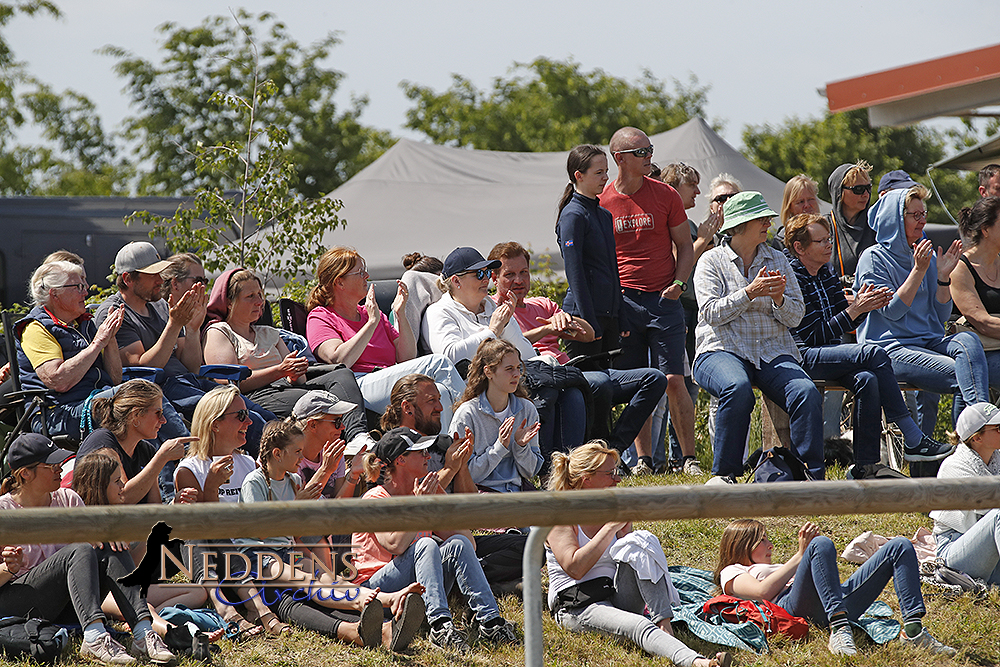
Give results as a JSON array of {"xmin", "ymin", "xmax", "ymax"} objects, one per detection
[
  {"xmin": 884, "ymin": 332, "xmax": 988, "ymax": 427},
  {"xmin": 801, "ymin": 343, "xmax": 912, "ymax": 466},
  {"xmin": 936, "ymin": 508, "xmax": 1000, "ymax": 585},
  {"xmin": 985, "ymin": 349, "xmax": 1000, "ymax": 390},
  {"xmin": 533, "ymin": 386, "xmax": 587, "ymax": 464},
  {"xmin": 365, "ymin": 535, "xmax": 500, "ymax": 625},
  {"xmin": 585, "ymin": 368, "xmax": 667, "ymax": 454},
  {"xmin": 774, "ymin": 536, "xmax": 925, "ymax": 624},
  {"xmin": 693, "ymin": 351, "xmax": 823, "ymax": 478}
]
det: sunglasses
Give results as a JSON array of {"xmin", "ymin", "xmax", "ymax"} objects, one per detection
[
  {"xmin": 460, "ymin": 268, "xmax": 491, "ymax": 281},
  {"xmin": 712, "ymin": 193, "xmax": 735, "ymax": 204},
  {"xmin": 843, "ymin": 184, "xmax": 872, "ymax": 196},
  {"xmin": 316, "ymin": 416, "xmax": 344, "ymax": 428},
  {"xmin": 182, "ymin": 276, "xmax": 209, "ymax": 285},
  {"xmin": 615, "ymin": 145, "xmax": 654, "ymax": 159},
  {"xmin": 217, "ymin": 408, "xmax": 250, "ymax": 422}
]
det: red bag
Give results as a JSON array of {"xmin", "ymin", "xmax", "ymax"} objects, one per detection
[{"xmin": 702, "ymin": 594, "xmax": 809, "ymax": 640}]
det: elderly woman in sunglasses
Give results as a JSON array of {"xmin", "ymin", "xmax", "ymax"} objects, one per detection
[
  {"xmin": 306, "ymin": 247, "xmax": 465, "ymax": 433},
  {"xmin": 423, "ymin": 247, "xmax": 537, "ymax": 368},
  {"xmin": 855, "ymin": 185, "xmax": 990, "ymax": 433}
]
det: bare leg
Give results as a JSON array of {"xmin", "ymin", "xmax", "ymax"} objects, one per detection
[
  {"xmin": 635, "ymin": 416, "xmax": 653, "ymax": 458},
  {"xmin": 666, "ymin": 374, "xmax": 696, "ymax": 457}
]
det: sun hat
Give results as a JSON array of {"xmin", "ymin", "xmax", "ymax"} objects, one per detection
[
  {"xmin": 442, "ymin": 247, "xmax": 501, "ymax": 278},
  {"xmin": 956, "ymin": 402, "xmax": 1000, "ymax": 442},
  {"xmin": 115, "ymin": 241, "xmax": 172, "ymax": 275},
  {"xmin": 719, "ymin": 191, "xmax": 779, "ymax": 233}
]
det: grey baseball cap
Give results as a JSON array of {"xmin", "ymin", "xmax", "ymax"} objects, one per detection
[
  {"xmin": 956, "ymin": 402, "xmax": 1000, "ymax": 442},
  {"xmin": 292, "ymin": 390, "xmax": 358, "ymax": 420},
  {"xmin": 115, "ymin": 242, "xmax": 172, "ymax": 275}
]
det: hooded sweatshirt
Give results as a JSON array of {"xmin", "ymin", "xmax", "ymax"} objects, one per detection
[
  {"xmin": 854, "ymin": 189, "xmax": 950, "ymax": 349},
  {"xmin": 825, "ymin": 164, "xmax": 875, "ymax": 280}
]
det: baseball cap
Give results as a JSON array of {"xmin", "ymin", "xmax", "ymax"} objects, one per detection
[
  {"xmin": 877, "ymin": 170, "xmax": 919, "ymax": 194},
  {"xmin": 442, "ymin": 247, "xmax": 501, "ymax": 278},
  {"xmin": 719, "ymin": 191, "xmax": 780, "ymax": 233},
  {"xmin": 292, "ymin": 390, "xmax": 358, "ymax": 420},
  {"xmin": 374, "ymin": 427, "xmax": 436, "ymax": 464},
  {"xmin": 956, "ymin": 402, "xmax": 1000, "ymax": 442},
  {"xmin": 5, "ymin": 433, "xmax": 74, "ymax": 472},
  {"xmin": 115, "ymin": 242, "xmax": 172, "ymax": 275}
]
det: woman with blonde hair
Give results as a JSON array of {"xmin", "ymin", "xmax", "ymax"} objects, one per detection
[
  {"xmin": 545, "ymin": 442, "xmax": 731, "ymax": 667},
  {"xmin": 306, "ymin": 247, "xmax": 464, "ymax": 430}
]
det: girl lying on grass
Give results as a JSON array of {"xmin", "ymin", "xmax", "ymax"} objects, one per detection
[{"xmin": 715, "ymin": 518, "xmax": 956, "ymax": 657}]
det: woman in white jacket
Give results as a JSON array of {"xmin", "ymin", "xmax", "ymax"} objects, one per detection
[
  {"xmin": 450, "ymin": 339, "xmax": 541, "ymax": 492},
  {"xmin": 932, "ymin": 402, "xmax": 1000, "ymax": 585}
]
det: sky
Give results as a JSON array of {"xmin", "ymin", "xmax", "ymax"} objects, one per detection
[{"xmin": 8, "ymin": 0, "xmax": 999, "ymax": 152}]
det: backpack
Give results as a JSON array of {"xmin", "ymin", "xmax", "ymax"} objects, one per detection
[
  {"xmin": 746, "ymin": 446, "xmax": 814, "ymax": 483},
  {"xmin": 701, "ymin": 595, "xmax": 809, "ymax": 640},
  {"xmin": 0, "ymin": 616, "xmax": 69, "ymax": 662}
]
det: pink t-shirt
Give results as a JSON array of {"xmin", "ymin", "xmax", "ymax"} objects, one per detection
[
  {"xmin": 0, "ymin": 488, "xmax": 84, "ymax": 577},
  {"xmin": 719, "ymin": 562, "xmax": 789, "ymax": 602},
  {"xmin": 351, "ymin": 486, "xmax": 431, "ymax": 583},
  {"xmin": 306, "ymin": 305, "xmax": 400, "ymax": 373},
  {"xmin": 502, "ymin": 296, "xmax": 570, "ymax": 364},
  {"xmin": 600, "ymin": 177, "xmax": 687, "ymax": 292}
]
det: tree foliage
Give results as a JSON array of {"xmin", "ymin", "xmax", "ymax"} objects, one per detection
[
  {"xmin": 104, "ymin": 10, "xmax": 393, "ymax": 198},
  {"xmin": 742, "ymin": 109, "xmax": 980, "ymax": 220},
  {"xmin": 127, "ymin": 18, "xmax": 345, "ymax": 294},
  {"xmin": 402, "ymin": 58, "xmax": 713, "ymax": 151}
]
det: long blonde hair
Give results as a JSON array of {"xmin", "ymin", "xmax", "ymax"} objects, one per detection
[
  {"xmin": 189, "ymin": 385, "xmax": 243, "ymax": 460},
  {"xmin": 547, "ymin": 441, "xmax": 619, "ymax": 491}
]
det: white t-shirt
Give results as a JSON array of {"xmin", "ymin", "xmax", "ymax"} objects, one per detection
[
  {"xmin": 719, "ymin": 562, "xmax": 788, "ymax": 602},
  {"xmin": 176, "ymin": 452, "xmax": 257, "ymax": 503}
]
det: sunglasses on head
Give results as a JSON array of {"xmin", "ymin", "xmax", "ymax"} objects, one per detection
[
  {"xmin": 461, "ymin": 268, "xmax": 490, "ymax": 281},
  {"xmin": 615, "ymin": 145, "xmax": 654, "ymax": 159},
  {"xmin": 217, "ymin": 408, "xmax": 250, "ymax": 422},
  {"xmin": 844, "ymin": 184, "xmax": 872, "ymax": 195}
]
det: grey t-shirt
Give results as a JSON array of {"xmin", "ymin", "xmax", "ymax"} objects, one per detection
[{"xmin": 95, "ymin": 293, "xmax": 189, "ymax": 377}]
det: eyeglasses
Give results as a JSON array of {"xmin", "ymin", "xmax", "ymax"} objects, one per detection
[
  {"xmin": 615, "ymin": 145, "xmax": 654, "ymax": 159},
  {"xmin": 217, "ymin": 408, "xmax": 250, "ymax": 422},
  {"xmin": 904, "ymin": 210, "xmax": 928, "ymax": 222},
  {"xmin": 180, "ymin": 275, "xmax": 208, "ymax": 286},
  {"xmin": 843, "ymin": 184, "xmax": 872, "ymax": 196},
  {"xmin": 593, "ymin": 466, "xmax": 623, "ymax": 478},
  {"xmin": 52, "ymin": 283, "xmax": 88, "ymax": 293},
  {"xmin": 315, "ymin": 416, "xmax": 344, "ymax": 428},
  {"xmin": 460, "ymin": 268, "xmax": 490, "ymax": 281},
  {"xmin": 808, "ymin": 236, "xmax": 834, "ymax": 246},
  {"xmin": 30, "ymin": 462, "xmax": 62, "ymax": 473},
  {"xmin": 344, "ymin": 262, "xmax": 368, "ymax": 278},
  {"xmin": 712, "ymin": 193, "xmax": 736, "ymax": 204}
]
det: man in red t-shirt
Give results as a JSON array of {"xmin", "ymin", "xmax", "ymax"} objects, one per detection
[{"xmin": 601, "ymin": 126, "xmax": 697, "ymax": 474}]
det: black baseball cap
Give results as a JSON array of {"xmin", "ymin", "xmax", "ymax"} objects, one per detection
[
  {"xmin": 374, "ymin": 427, "xmax": 437, "ymax": 464},
  {"xmin": 442, "ymin": 247, "xmax": 500, "ymax": 278},
  {"xmin": 6, "ymin": 433, "xmax": 74, "ymax": 472}
]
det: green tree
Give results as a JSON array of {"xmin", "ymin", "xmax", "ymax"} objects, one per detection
[
  {"xmin": 104, "ymin": 10, "xmax": 393, "ymax": 198},
  {"xmin": 402, "ymin": 58, "xmax": 713, "ymax": 151},
  {"xmin": 742, "ymin": 109, "xmax": 978, "ymax": 220},
  {"xmin": 127, "ymin": 17, "xmax": 345, "ymax": 294}
]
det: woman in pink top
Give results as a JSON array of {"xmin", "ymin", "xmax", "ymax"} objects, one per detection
[{"xmin": 305, "ymin": 247, "xmax": 464, "ymax": 430}]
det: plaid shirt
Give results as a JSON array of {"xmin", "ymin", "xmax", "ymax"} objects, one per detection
[
  {"xmin": 693, "ymin": 239, "xmax": 804, "ymax": 369},
  {"xmin": 787, "ymin": 254, "xmax": 864, "ymax": 350}
]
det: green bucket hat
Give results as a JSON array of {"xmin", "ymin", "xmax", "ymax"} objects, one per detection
[{"xmin": 719, "ymin": 191, "xmax": 779, "ymax": 233}]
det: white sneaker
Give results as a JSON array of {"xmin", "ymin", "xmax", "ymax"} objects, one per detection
[
  {"xmin": 827, "ymin": 625, "xmax": 857, "ymax": 655},
  {"xmin": 704, "ymin": 475, "xmax": 737, "ymax": 486},
  {"xmin": 900, "ymin": 628, "xmax": 957, "ymax": 656},
  {"xmin": 80, "ymin": 634, "xmax": 136, "ymax": 666},
  {"xmin": 682, "ymin": 457, "xmax": 706, "ymax": 476},
  {"xmin": 131, "ymin": 632, "xmax": 177, "ymax": 666},
  {"xmin": 631, "ymin": 460, "xmax": 654, "ymax": 476}
]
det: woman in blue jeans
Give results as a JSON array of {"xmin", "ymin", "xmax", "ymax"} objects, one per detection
[
  {"xmin": 692, "ymin": 192, "xmax": 823, "ymax": 481},
  {"xmin": 784, "ymin": 213, "xmax": 953, "ymax": 478},
  {"xmin": 716, "ymin": 518, "xmax": 955, "ymax": 657},
  {"xmin": 855, "ymin": 185, "xmax": 989, "ymax": 428},
  {"xmin": 932, "ymin": 402, "xmax": 1000, "ymax": 585},
  {"xmin": 351, "ymin": 427, "xmax": 517, "ymax": 652}
]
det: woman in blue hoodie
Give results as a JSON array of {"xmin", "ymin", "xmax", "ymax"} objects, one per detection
[{"xmin": 855, "ymin": 185, "xmax": 989, "ymax": 428}]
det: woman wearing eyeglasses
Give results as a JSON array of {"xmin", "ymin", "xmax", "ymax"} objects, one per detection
[
  {"xmin": 784, "ymin": 214, "xmax": 952, "ymax": 477},
  {"xmin": 825, "ymin": 161, "xmax": 876, "ymax": 284},
  {"xmin": 14, "ymin": 260, "xmax": 125, "ymax": 441},
  {"xmin": 423, "ymin": 247, "xmax": 537, "ymax": 367},
  {"xmin": 306, "ymin": 247, "xmax": 465, "ymax": 432},
  {"xmin": 855, "ymin": 186, "xmax": 989, "ymax": 433}
]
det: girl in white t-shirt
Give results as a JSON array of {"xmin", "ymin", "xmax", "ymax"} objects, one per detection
[{"xmin": 715, "ymin": 518, "xmax": 955, "ymax": 657}]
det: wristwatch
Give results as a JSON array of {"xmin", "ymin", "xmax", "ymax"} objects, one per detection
[{"xmin": 672, "ymin": 279, "xmax": 688, "ymax": 293}]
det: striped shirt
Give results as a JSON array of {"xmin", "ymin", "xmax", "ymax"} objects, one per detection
[
  {"xmin": 787, "ymin": 254, "xmax": 865, "ymax": 350},
  {"xmin": 693, "ymin": 239, "xmax": 804, "ymax": 369}
]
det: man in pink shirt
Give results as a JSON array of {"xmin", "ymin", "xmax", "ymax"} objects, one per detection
[
  {"xmin": 488, "ymin": 242, "xmax": 665, "ymax": 459},
  {"xmin": 601, "ymin": 126, "xmax": 698, "ymax": 475}
]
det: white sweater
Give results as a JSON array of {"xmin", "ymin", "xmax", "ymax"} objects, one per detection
[
  {"xmin": 423, "ymin": 293, "xmax": 536, "ymax": 364},
  {"xmin": 931, "ymin": 443, "xmax": 1000, "ymax": 534}
]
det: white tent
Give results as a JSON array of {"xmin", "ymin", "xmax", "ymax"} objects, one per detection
[{"xmin": 305, "ymin": 117, "xmax": 798, "ymax": 279}]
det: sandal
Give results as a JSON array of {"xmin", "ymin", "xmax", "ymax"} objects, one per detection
[
  {"xmin": 358, "ymin": 599, "xmax": 382, "ymax": 648},
  {"xmin": 223, "ymin": 619, "xmax": 264, "ymax": 643},
  {"xmin": 390, "ymin": 592, "xmax": 425, "ymax": 652},
  {"xmin": 260, "ymin": 611, "xmax": 292, "ymax": 637}
]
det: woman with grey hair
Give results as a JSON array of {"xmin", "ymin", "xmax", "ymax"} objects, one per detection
[{"xmin": 13, "ymin": 260, "xmax": 125, "ymax": 440}]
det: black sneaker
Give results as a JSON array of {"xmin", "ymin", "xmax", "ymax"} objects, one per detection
[
  {"xmin": 904, "ymin": 435, "xmax": 956, "ymax": 462},
  {"xmin": 846, "ymin": 463, "xmax": 907, "ymax": 480},
  {"xmin": 477, "ymin": 619, "xmax": 519, "ymax": 646},
  {"xmin": 429, "ymin": 620, "xmax": 470, "ymax": 653}
]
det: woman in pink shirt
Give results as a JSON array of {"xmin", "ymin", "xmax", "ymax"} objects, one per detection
[{"xmin": 306, "ymin": 247, "xmax": 464, "ymax": 430}]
